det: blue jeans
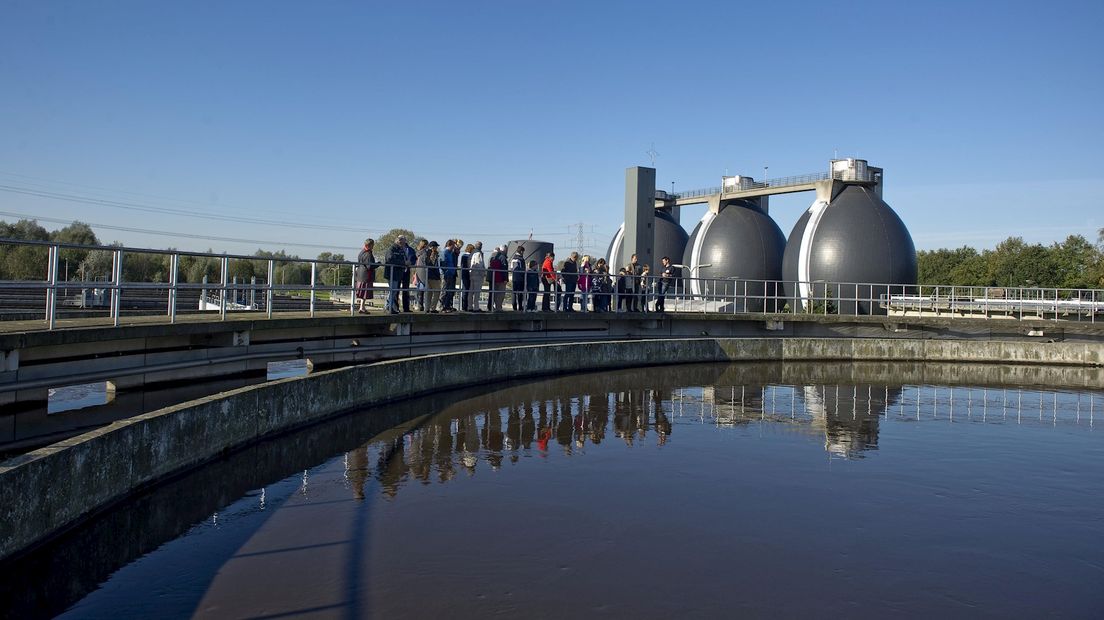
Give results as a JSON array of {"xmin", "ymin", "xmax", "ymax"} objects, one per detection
[{"xmin": 387, "ymin": 273, "xmax": 403, "ymax": 311}]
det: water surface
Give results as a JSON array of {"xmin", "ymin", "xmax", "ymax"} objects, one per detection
[{"xmin": 3, "ymin": 362, "xmax": 1102, "ymax": 618}]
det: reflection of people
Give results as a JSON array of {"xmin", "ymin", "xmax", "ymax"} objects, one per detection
[
  {"xmin": 375, "ymin": 437, "xmax": 407, "ymax": 498},
  {"xmin": 346, "ymin": 445, "xmax": 370, "ymax": 500},
  {"xmin": 520, "ymin": 405, "xmax": 536, "ymax": 450},
  {"xmin": 655, "ymin": 409, "xmax": 672, "ymax": 446},
  {"xmin": 483, "ymin": 410, "xmax": 504, "ymax": 469}
]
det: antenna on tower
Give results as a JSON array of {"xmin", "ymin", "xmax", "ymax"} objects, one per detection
[{"xmin": 646, "ymin": 143, "xmax": 660, "ymax": 167}]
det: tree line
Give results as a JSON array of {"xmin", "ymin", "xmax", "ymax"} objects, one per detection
[
  {"xmin": 4, "ymin": 218, "xmax": 1103, "ymax": 290},
  {"xmin": 0, "ymin": 219, "xmax": 358, "ymax": 286},
  {"xmin": 916, "ymin": 231, "xmax": 1104, "ymax": 289}
]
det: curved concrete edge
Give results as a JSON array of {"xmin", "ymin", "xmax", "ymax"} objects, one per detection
[{"xmin": 2, "ymin": 336, "xmax": 1102, "ymax": 561}]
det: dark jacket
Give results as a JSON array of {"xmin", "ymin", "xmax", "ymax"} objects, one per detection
[
  {"xmin": 561, "ymin": 258, "xmax": 578, "ymax": 287},
  {"xmin": 355, "ymin": 248, "xmax": 376, "ymax": 284},
  {"xmin": 385, "ymin": 243, "xmax": 407, "ymax": 279}
]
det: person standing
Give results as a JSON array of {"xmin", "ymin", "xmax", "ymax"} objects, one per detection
[
  {"xmin": 656, "ymin": 256, "xmax": 673, "ymax": 312},
  {"xmin": 489, "ymin": 246, "xmax": 508, "ymax": 311},
  {"xmin": 354, "ymin": 238, "xmax": 376, "ymax": 314},
  {"xmin": 578, "ymin": 254, "xmax": 592, "ymax": 312},
  {"xmin": 413, "ymin": 239, "xmax": 429, "ymax": 311},
  {"xmin": 440, "ymin": 239, "xmax": 457, "ymax": 312},
  {"xmin": 616, "ymin": 267, "xmax": 628, "ymax": 312},
  {"xmin": 541, "ymin": 252, "xmax": 556, "ymax": 312},
  {"xmin": 468, "ymin": 241, "xmax": 486, "ymax": 312},
  {"xmin": 626, "ymin": 254, "xmax": 642, "ymax": 312},
  {"xmin": 593, "ymin": 261, "xmax": 611, "ymax": 312},
  {"xmin": 459, "ymin": 242, "xmax": 472, "ymax": 311},
  {"xmin": 384, "ymin": 236, "xmax": 409, "ymax": 314},
  {"xmin": 640, "ymin": 264, "xmax": 652, "ymax": 313},
  {"xmin": 561, "ymin": 252, "xmax": 579, "ymax": 312},
  {"xmin": 402, "ymin": 239, "xmax": 417, "ymax": 312},
  {"xmin": 525, "ymin": 259, "xmax": 539, "ymax": 311},
  {"xmin": 426, "ymin": 241, "xmax": 443, "ymax": 313},
  {"xmin": 510, "ymin": 245, "xmax": 526, "ymax": 311}
]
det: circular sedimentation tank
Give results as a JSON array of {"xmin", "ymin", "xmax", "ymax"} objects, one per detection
[
  {"xmin": 781, "ymin": 185, "xmax": 917, "ymax": 314},
  {"xmin": 682, "ymin": 200, "xmax": 786, "ymax": 311},
  {"xmin": 606, "ymin": 210, "xmax": 688, "ymax": 270}
]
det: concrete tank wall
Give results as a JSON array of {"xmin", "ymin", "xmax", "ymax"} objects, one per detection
[{"xmin": 3, "ymin": 337, "xmax": 1103, "ymax": 561}]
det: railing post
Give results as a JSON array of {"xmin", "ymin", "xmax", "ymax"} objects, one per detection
[
  {"xmin": 111, "ymin": 248, "xmax": 124, "ymax": 327},
  {"xmin": 220, "ymin": 256, "xmax": 228, "ymax": 320},
  {"xmin": 46, "ymin": 244, "xmax": 59, "ymax": 330},
  {"xmin": 349, "ymin": 263, "xmax": 356, "ymax": 315},
  {"xmin": 250, "ymin": 276, "xmax": 257, "ymax": 310},
  {"xmin": 309, "ymin": 261, "xmax": 317, "ymax": 318},
  {"xmin": 267, "ymin": 260, "xmax": 274, "ymax": 319},
  {"xmin": 168, "ymin": 252, "xmax": 178, "ymax": 323}
]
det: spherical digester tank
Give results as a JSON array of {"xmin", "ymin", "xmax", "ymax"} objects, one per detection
[
  {"xmin": 781, "ymin": 185, "xmax": 916, "ymax": 315},
  {"xmin": 682, "ymin": 200, "xmax": 787, "ymax": 312}
]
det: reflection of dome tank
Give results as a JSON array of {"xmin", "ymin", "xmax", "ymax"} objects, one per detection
[
  {"xmin": 682, "ymin": 200, "xmax": 786, "ymax": 311},
  {"xmin": 606, "ymin": 210, "xmax": 688, "ymax": 270},
  {"xmin": 782, "ymin": 185, "xmax": 916, "ymax": 314}
]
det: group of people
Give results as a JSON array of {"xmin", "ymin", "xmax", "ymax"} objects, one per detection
[{"xmin": 353, "ymin": 236, "xmax": 681, "ymax": 315}]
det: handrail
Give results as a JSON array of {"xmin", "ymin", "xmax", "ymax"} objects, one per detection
[
  {"xmin": 0, "ymin": 238, "xmax": 1100, "ymax": 329},
  {"xmin": 671, "ymin": 169, "xmax": 877, "ymax": 200}
]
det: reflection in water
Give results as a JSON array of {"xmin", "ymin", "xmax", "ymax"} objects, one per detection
[
  {"xmin": 325, "ymin": 368, "xmax": 1098, "ymax": 501},
  {"xmin": 2, "ymin": 361, "xmax": 1102, "ymax": 619}
]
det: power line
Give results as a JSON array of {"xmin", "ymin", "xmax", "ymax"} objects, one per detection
[
  {"xmin": 0, "ymin": 209, "xmax": 348, "ymax": 251},
  {"xmin": 0, "ymin": 184, "xmax": 356, "ymax": 232},
  {"xmin": 0, "ymin": 207, "xmax": 591, "ymax": 254},
  {"xmin": 0, "ymin": 182, "xmax": 581, "ymax": 239}
]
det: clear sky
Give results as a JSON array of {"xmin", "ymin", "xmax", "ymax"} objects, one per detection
[{"xmin": 2, "ymin": 0, "xmax": 1102, "ymax": 258}]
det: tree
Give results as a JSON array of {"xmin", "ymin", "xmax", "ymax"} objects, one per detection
[
  {"xmin": 1049, "ymin": 235, "xmax": 1099, "ymax": 289},
  {"xmin": 316, "ymin": 252, "xmax": 351, "ymax": 286},
  {"xmin": 0, "ymin": 219, "xmax": 51, "ymax": 280},
  {"xmin": 51, "ymin": 221, "xmax": 100, "ymax": 281},
  {"xmin": 79, "ymin": 247, "xmax": 117, "ymax": 282},
  {"xmin": 377, "ymin": 228, "xmax": 416, "ymax": 256},
  {"xmin": 917, "ymin": 246, "xmax": 981, "ymax": 285}
]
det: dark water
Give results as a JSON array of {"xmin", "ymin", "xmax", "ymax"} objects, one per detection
[{"xmin": 3, "ymin": 362, "xmax": 1103, "ymax": 619}]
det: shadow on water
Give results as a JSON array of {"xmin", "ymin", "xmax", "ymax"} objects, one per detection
[{"xmin": 1, "ymin": 360, "xmax": 1102, "ymax": 618}]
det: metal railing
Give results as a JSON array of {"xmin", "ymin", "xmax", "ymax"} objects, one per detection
[
  {"xmin": 1, "ymin": 238, "xmax": 1101, "ymax": 330},
  {"xmin": 672, "ymin": 169, "xmax": 877, "ymax": 200}
]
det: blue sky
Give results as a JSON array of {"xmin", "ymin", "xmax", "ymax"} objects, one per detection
[{"xmin": 1, "ymin": 0, "xmax": 1102, "ymax": 257}]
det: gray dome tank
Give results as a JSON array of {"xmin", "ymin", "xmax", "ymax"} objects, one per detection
[
  {"xmin": 505, "ymin": 240, "xmax": 554, "ymax": 268},
  {"xmin": 682, "ymin": 200, "xmax": 786, "ymax": 312},
  {"xmin": 606, "ymin": 209, "xmax": 688, "ymax": 270},
  {"xmin": 781, "ymin": 185, "xmax": 916, "ymax": 315}
]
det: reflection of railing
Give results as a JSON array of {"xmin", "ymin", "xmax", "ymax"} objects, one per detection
[
  {"xmin": 2, "ymin": 237, "xmax": 1102, "ymax": 330},
  {"xmin": 672, "ymin": 169, "xmax": 877, "ymax": 199}
]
